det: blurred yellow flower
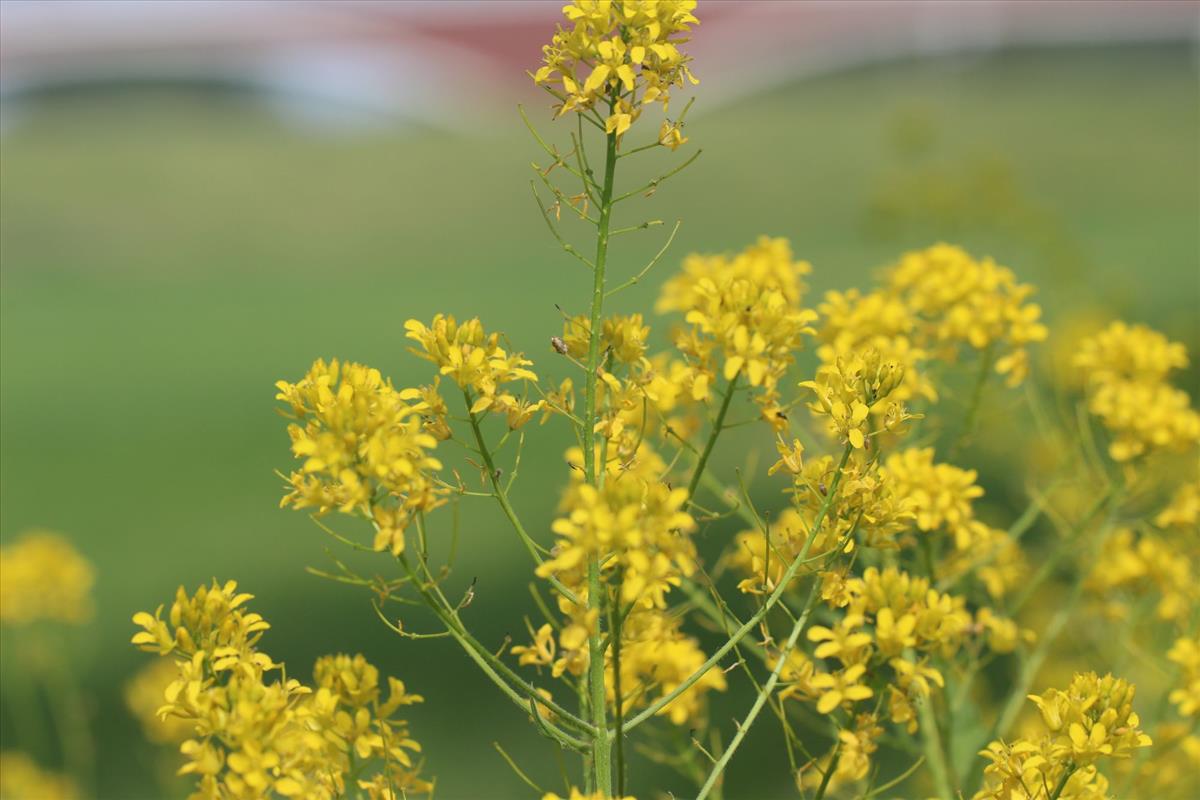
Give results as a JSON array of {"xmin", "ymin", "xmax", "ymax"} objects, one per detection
[
  {"xmin": 0, "ymin": 753, "xmax": 79, "ymax": 800},
  {"xmin": 0, "ymin": 531, "xmax": 94, "ymax": 625}
]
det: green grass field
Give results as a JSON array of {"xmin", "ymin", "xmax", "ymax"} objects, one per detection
[{"xmin": 1, "ymin": 44, "xmax": 1197, "ymax": 798}]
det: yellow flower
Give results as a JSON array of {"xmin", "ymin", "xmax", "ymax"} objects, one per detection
[
  {"xmin": 0, "ymin": 753, "xmax": 79, "ymax": 800},
  {"xmin": 539, "ymin": 448, "xmax": 696, "ymax": 609},
  {"xmin": 873, "ymin": 608, "xmax": 918, "ymax": 657},
  {"xmin": 1087, "ymin": 527, "xmax": 1196, "ymax": 622},
  {"xmin": 0, "ymin": 531, "xmax": 94, "ymax": 625},
  {"xmin": 511, "ymin": 623, "xmax": 557, "ymax": 669},
  {"xmin": 975, "ymin": 608, "xmax": 1032, "ymax": 654},
  {"xmin": 810, "ymin": 663, "xmax": 874, "ymax": 714},
  {"xmin": 807, "ymin": 614, "xmax": 873, "ymax": 664}
]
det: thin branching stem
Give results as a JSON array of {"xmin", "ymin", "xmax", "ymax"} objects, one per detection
[
  {"xmin": 530, "ymin": 182, "xmax": 595, "ymax": 270},
  {"xmin": 695, "ymin": 572, "xmax": 826, "ymax": 800},
  {"xmin": 622, "ymin": 445, "xmax": 854, "ymax": 734},
  {"xmin": 580, "ymin": 91, "xmax": 622, "ymax": 795},
  {"xmin": 463, "ymin": 389, "xmax": 581, "ymax": 607},
  {"xmin": 685, "ymin": 372, "xmax": 741, "ymax": 505},
  {"xmin": 604, "ymin": 219, "xmax": 682, "ymax": 298},
  {"xmin": 612, "ymin": 149, "xmax": 701, "ymax": 203}
]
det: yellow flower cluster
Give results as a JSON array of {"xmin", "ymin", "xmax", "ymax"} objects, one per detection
[
  {"xmin": 1074, "ymin": 321, "xmax": 1200, "ymax": 461},
  {"xmin": 540, "ymin": 447, "xmax": 696, "ymax": 608},
  {"xmin": 405, "ymin": 314, "xmax": 543, "ymax": 428},
  {"xmin": 533, "ymin": 0, "xmax": 699, "ymax": 138},
  {"xmin": 658, "ymin": 236, "xmax": 818, "ymax": 427},
  {"xmin": 781, "ymin": 568, "xmax": 1016, "ymax": 727},
  {"xmin": 543, "ymin": 790, "xmax": 636, "ymax": 800},
  {"xmin": 1087, "ymin": 526, "xmax": 1196, "ymax": 622},
  {"xmin": 131, "ymin": 581, "xmax": 430, "ymax": 799},
  {"xmin": 801, "ymin": 347, "xmax": 909, "ymax": 449},
  {"xmin": 0, "ymin": 753, "xmax": 79, "ymax": 800},
  {"xmin": 882, "ymin": 447, "xmax": 1028, "ymax": 598},
  {"xmin": 1167, "ymin": 635, "xmax": 1200, "ymax": 718},
  {"xmin": 276, "ymin": 358, "xmax": 445, "ymax": 555},
  {"xmin": 517, "ymin": 448, "xmax": 726, "ymax": 724},
  {"xmin": 887, "ymin": 243, "xmax": 1048, "ymax": 386},
  {"xmin": 0, "ymin": 531, "xmax": 94, "ymax": 625},
  {"xmin": 975, "ymin": 672, "xmax": 1151, "ymax": 800},
  {"xmin": 816, "ymin": 288, "xmax": 937, "ymax": 406}
]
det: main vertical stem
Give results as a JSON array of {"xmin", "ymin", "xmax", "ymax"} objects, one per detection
[{"xmin": 583, "ymin": 108, "xmax": 620, "ymax": 797}]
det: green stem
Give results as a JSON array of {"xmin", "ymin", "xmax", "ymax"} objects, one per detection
[
  {"xmin": 394, "ymin": 553, "xmax": 593, "ymax": 743},
  {"xmin": 1048, "ymin": 765, "xmax": 1076, "ymax": 800},
  {"xmin": 582, "ymin": 96, "xmax": 620, "ymax": 797},
  {"xmin": 1008, "ymin": 487, "xmax": 1113, "ymax": 616},
  {"xmin": 685, "ymin": 372, "xmax": 740, "ymax": 505},
  {"xmin": 811, "ymin": 739, "xmax": 842, "ymax": 800},
  {"xmin": 918, "ymin": 689, "xmax": 955, "ymax": 800},
  {"xmin": 464, "ymin": 390, "xmax": 580, "ymax": 607},
  {"xmin": 611, "ymin": 591, "xmax": 627, "ymax": 797},
  {"xmin": 622, "ymin": 445, "xmax": 854, "ymax": 733},
  {"xmin": 696, "ymin": 572, "xmax": 824, "ymax": 800},
  {"xmin": 950, "ymin": 341, "xmax": 995, "ymax": 457}
]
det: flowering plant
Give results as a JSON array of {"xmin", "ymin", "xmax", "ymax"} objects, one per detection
[{"xmin": 114, "ymin": 3, "xmax": 1198, "ymax": 798}]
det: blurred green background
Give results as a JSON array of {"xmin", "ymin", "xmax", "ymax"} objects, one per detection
[{"xmin": 2, "ymin": 43, "xmax": 1198, "ymax": 798}]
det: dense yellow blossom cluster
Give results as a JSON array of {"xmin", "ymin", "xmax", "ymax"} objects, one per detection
[
  {"xmin": 130, "ymin": 580, "xmax": 430, "ymax": 799},
  {"xmin": 816, "ymin": 287, "xmax": 938, "ymax": 406},
  {"xmin": 1074, "ymin": 321, "xmax": 1200, "ymax": 461},
  {"xmin": 886, "ymin": 243, "xmax": 1048, "ymax": 386},
  {"xmin": 777, "ymin": 566, "xmax": 1023, "ymax": 791},
  {"xmin": 658, "ymin": 236, "xmax": 818, "ymax": 426},
  {"xmin": 518, "ymin": 448, "xmax": 726, "ymax": 725},
  {"xmin": 276, "ymin": 358, "xmax": 445, "ymax": 555},
  {"xmin": 975, "ymin": 672, "xmax": 1151, "ymax": 799},
  {"xmin": 1088, "ymin": 527, "xmax": 1197, "ymax": 622},
  {"xmin": 0, "ymin": 753, "xmax": 79, "ymax": 800},
  {"xmin": 0, "ymin": 531, "xmax": 94, "ymax": 625},
  {"xmin": 533, "ymin": 0, "xmax": 698, "ymax": 137},
  {"xmin": 882, "ymin": 447, "xmax": 1028, "ymax": 598},
  {"xmin": 802, "ymin": 347, "xmax": 909, "ymax": 449},
  {"xmin": 405, "ymin": 314, "xmax": 543, "ymax": 428}
]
